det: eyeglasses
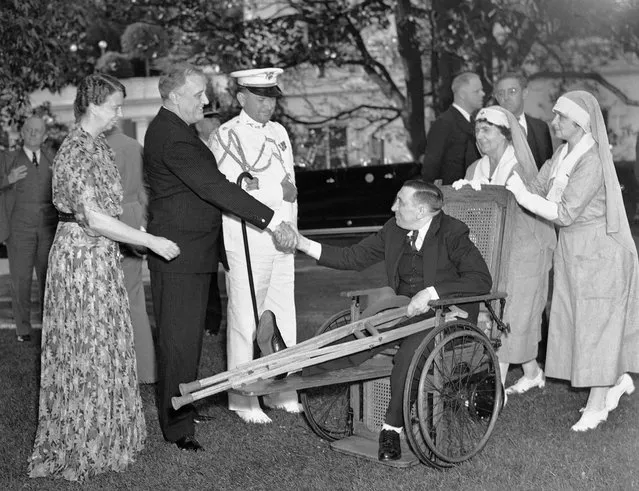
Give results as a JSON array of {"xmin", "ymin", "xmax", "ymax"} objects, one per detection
[{"xmin": 493, "ymin": 87, "xmax": 520, "ymax": 99}]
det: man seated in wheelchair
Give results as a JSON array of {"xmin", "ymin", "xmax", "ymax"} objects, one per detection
[{"xmin": 294, "ymin": 179, "xmax": 492, "ymax": 461}]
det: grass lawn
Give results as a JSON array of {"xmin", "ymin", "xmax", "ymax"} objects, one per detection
[{"xmin": 1, "ymin": 253, "xmax": 638, "ymax": 490}]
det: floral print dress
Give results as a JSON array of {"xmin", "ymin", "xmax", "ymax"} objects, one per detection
[{"xmin": 28, "ymin": 125, "xmax": 146, "ymax": 481}]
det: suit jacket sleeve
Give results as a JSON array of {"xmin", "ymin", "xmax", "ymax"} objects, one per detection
[
  {"xmin": 434, "ymin": 221, "xmax": 492, "ymax": 298},
  {"xmin": 164, "ymin": 137, "xmax": 274, "ymax": 230},
  {"xmin": 421, "ymin": 118, "xmax": 450, "ymax": 183},
  {"xmin": 318, "ymin": 225, "xmax": 387, "ymax": 271}
]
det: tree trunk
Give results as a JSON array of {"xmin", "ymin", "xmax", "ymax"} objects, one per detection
[
  {"xmin": 430, "ymin": 0, "xmax": 465, "ymax": 116},
  {"xmin": 394, "ymin": 0, "xmax": 427, "ymax": 161}
]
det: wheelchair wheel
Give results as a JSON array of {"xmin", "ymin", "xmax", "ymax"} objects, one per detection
[
  {"xmin": 300, "ymin": 309, "xmax": 353, "ymax": 441},
  {"xmin": 403, "ymin": 320, "xmax": 501, "ymax": 466}
]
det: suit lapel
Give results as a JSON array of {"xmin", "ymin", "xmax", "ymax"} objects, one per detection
[
  {"xmin": 387, "ymin": 223, "xmax": 406, "ymax": 290},
  {"xmin": 421, "ymin": 213, "xmax": 442, "ymax": 287},
  {"xmin": 451, "ymin": 107, "xmax": 473, "ymax": 136}
]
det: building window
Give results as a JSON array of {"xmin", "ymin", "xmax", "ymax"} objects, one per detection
[{"xmin": 296, "ymin": 126, "xmax": 348, "ymax": 169}]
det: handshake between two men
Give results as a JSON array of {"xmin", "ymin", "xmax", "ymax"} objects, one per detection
[
  {"xmin": 270, "ymin": 221, "xmax": 302, "ymax": 253},
  {"xmin": 268, "ymin": 221, "xmax": 438, "ymax": 318}
]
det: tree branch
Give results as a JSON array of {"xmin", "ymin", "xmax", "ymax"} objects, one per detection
[
  {"xmin": 280, "ymin": 103, "xmax": 401, "ymax": 126},
  {"xmin": 530, "ymin": 71, "xmax": 639, "ymax": 106}
]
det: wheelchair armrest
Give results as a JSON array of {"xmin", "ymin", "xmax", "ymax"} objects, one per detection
[{"xmin": 428, "ymin": 291, "xmax": 508, "ymax": 308}]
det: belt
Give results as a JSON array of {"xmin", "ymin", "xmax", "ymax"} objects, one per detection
[{"xmin": 58, "ymin": 212, "xmax": 77, "ymax": 223}]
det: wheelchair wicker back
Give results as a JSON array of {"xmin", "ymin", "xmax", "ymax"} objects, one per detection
[{"xmin": 331, "ymin": 185, "xmax": 516, "ymax": 468}]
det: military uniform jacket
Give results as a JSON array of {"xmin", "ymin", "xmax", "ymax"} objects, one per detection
[{"xmin": 209, "ymin": 110, "xmax": 297, "ymax": 252}]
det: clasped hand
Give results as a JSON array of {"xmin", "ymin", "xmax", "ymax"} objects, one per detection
[
  {"xmin": 149, "ymin": 237, "xmax": 180, "ymax": 261},
  {"xmin": 272, "ymin": 221, "xmax": 298, "ymax": 252}
]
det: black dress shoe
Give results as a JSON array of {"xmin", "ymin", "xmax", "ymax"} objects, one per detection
[
  {"xmin": 175, "ymin": 435, "xmax": 204, "ymax": 452},
  {"xmin": 378, "ymin": 429, "xmax": 401, "ymax": 461},
  {"xmin": 256, "ymin": 310, "xmax": 288, "ymax": 379},
  {"xmin": 16, "ymin": 334, "xmax": 31, "ymax": 343},
  {"xmin": 193, "ymin": 413, "xmax": 215, "ymax": 424}
]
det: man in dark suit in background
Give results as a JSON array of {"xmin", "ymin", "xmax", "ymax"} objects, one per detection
[
  {"xmin": 295, "ymin": 180, "xmax": 492, "ymax": 462},
  {"xmin": 144, "ymin": 64, "xmax": 295, "ymax": 452},
  {"xmin": 421, "ymin": 72, "xmax": 484, "ymax": 184},
  {"xmin": 494, "ymin": 72, "xmax": 553, "ymax": 169},
  {"xmin": 0, "ymin": 116, "xmax": 57, "ymax": 342}
]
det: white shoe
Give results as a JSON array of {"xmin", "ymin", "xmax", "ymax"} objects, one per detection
[
  {"xmin": 605, "ymin": 373, "xmax": 635, "ymax": 411},
  {"xmin": 505, "ymin": 369, "xmax": 545, "ymax": 395},
  {"xmin": 571, "ymin": 408, "xmax": 608, "ymax": 432},
  {"xmin": 234, "ymin": 409, "xmax": 272, "ymax": 424},
  {"xmin": 265, "ymin": 401, "xmax": 304, "ymax": 414}
]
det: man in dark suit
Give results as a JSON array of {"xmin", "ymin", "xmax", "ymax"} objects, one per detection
[
  {"xmin": 0, "ymin": 116, "xmax": 57, "ymax": 342},
  {"xmin": 421, "ymin": 72, "xmax": 484, "ymax": 184},
  {"xmin": 295, "ymin": 180, "xmax": 492, "ymax": 461},
  {"xmin": 494, "ymin": 72, "xmax": 553, "ymax": 169},
  {"xmin": 144, "ymin": 64, "xmax": 295, "ymax": 452}
]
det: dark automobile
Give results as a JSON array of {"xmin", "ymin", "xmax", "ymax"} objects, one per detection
[
  {"xmin": 296, "ymin": 162, "xmax": 420, "ymax": 234},
  {"xmin": 295, "ymin": 161, "xmax": 638, "ymax": 235}
]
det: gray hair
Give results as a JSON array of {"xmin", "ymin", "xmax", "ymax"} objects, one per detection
[
  {"xmin": 451, "ymin": 72, "xmax": 479, "ymax": 95},
  {"xmin": 158, "ymin": 64, "xmax": 206, "ymax": 101}
]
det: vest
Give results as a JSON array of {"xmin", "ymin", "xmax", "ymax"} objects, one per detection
[{"xmin": 396, "ymin": 241, "xmax": 425, "ymax": 298}]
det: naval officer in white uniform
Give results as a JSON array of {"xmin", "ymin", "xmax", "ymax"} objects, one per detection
[{"xmin": 208, "ymin": 67, "xmax": 300, "ymax": 424}]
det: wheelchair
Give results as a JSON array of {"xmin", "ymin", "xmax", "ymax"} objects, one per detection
[{"xmin": 172, "ymin": 186, "xmax": 516, "ymax": 469}]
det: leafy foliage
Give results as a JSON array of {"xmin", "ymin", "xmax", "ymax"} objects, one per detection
[
  {"xmin": 96, "ymin": 52, "xmax": 135, "ymax": 79},
  {"xmin": 120, "ymin": 22, "xmax": 169, "ymax": 64},
  {"xmin": 0, "ymin": 0, "xmax": 97, "ymax": 122}
]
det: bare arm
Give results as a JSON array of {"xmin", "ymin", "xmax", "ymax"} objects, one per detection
[{"xmin": 84, "ymin": 208, "xmax": 179, "ymax": 261}]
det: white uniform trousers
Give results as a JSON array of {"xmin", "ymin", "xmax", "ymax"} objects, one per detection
[{"xmin": 225, "ymin": 245, "xmax": 297, "ymax": 411}]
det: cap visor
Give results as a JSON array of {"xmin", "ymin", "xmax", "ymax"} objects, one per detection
[{"xmin": 244, "ymin": 85, "xmax": 283, "ymax": 98}]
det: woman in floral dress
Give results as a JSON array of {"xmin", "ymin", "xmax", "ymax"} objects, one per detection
[{"xmin": 28, "ymin": 74, "xmax": 180, "ymax": 481}]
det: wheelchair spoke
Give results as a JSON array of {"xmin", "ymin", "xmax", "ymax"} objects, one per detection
[{"xmin": 413, "ymin": 325, "xmax": 501, "ymax": 464}]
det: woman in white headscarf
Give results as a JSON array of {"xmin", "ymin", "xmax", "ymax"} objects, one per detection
[
  {"xmin": 453, "ymin": 106, "xmax": 556, "ymax": 400},
  {"xmin": 506, "ymin": 90, "xmax": 639, "ymax": 431}
]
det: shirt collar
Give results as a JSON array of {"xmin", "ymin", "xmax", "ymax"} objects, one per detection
[
  {"xmin": 23, "ymin": 147, "xmax": 40, "ymax": 160},
  {"xmin": 452, "ymin": 103, "xmax": 472, "ymax": 122},
  {"xmin": 239, "ymin": 110, "xmax": 270, "ymax": 128}
]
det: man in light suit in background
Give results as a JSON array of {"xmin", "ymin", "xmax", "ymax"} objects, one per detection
[
  {"xmin": 0, "ymin": 116, "xmax": 57, "ymax": 342},
  {"xmin": 494, "ymin": 72, "xmax": 553, "ymax": 169},
  {"xmin": 106, "ymin": 124, "xmax": 157, "ymax": 383}
]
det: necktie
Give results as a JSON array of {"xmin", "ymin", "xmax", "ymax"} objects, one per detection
[
  {"xmin": 408, "ymin": 230, "xmax": 419, "ymax": 252},
  {"xmin": 32, "ymin": 152, "xmax": 38, "ymax": 167}
]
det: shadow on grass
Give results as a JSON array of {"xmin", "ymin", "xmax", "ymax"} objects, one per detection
[{"xmin": 1, "ymin": 254, "xmax": 638, "ymax": 490}]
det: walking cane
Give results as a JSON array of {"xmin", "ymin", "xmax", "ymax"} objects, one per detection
[
  {"xmin": 237, "ymin": 171, "xmax": 260, "ymax": 329},
  {"xmin": 236, "ymin": 172, "xmax": 288, "ymax": 378}
]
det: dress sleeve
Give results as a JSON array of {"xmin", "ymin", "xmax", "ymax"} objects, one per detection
[
  {"xmin": 528, "ymin": 150, "xmax": 556, "ymax": 196},
  {"xmin": 58, "ymin": 140, "xmax": 108, "ymax": 234},
  {"xmin": 554, "ymin": 152, "xmax": 603, "ymax": 227}
]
